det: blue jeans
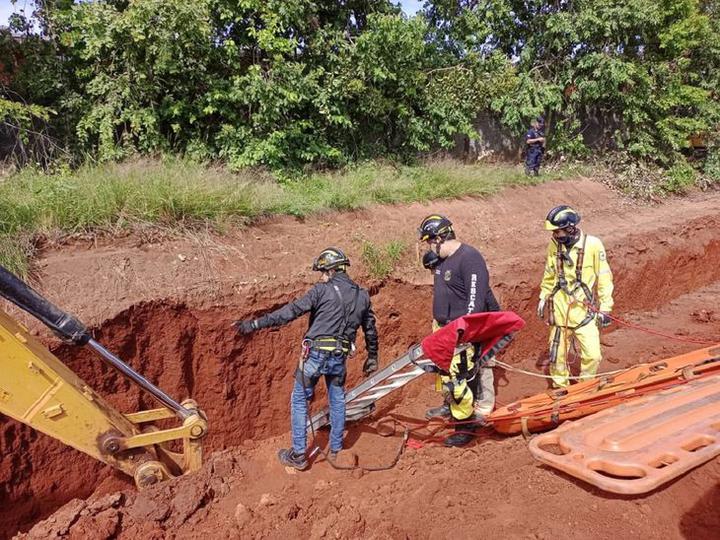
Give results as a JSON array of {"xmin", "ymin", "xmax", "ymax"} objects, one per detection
[{"xmin": 291, "ymin": 348, "xmax": 347, "ymax": 454}]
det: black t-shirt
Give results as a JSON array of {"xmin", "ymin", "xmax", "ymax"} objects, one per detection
[{"xmin": 432, "ymin": 244, "xmax": 500, "ymax": 325}]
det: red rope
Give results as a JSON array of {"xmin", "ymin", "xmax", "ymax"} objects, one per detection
[
  {"xmin": 602, "ymin": 310, "xmax": 716, "ymax": 345},
  {"xmin": 574, "ymin": 299, "xmax": 717, "ymax": 346}
]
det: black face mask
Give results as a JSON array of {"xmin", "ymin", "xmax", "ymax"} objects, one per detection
[
  {"xmin": 555, "ymin": 225, "xmax": 580, "ymax": 247},
  {"xmin": 556, "ymin": 234, "xmax": 579, "ymax": 248},
  {"xmin": 422, "ymin": 250, "xmax": 442, "ymax": 270}
]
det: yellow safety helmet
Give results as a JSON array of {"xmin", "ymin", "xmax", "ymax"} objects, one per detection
[{"xmin": 544, "ymin": 205, "xmax": 581, "ymax": 231}]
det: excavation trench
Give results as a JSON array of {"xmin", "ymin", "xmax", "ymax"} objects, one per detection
[{"xmin": 2, "ymin": 225, "xmax": 720, "ymax": 538}]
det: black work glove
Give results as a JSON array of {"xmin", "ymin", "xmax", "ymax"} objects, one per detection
[
  {"xmin": 362, "ymin": 356, "xmax": 378, "ymax": 376},
  {"xmin": 232, "ymin": 319, "xmax": 259, "ymax": 334},
  {"xmin": 597, "ymin": 312, "xmax": 612, "ymax": 328}
]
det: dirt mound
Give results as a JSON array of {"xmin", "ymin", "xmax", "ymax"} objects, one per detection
[
  {"xmin": 15, "ymin": 451, "xmax": 242, "ymax": 540},
  {"xmin": 2, "ymin": 180, "xmax": 720, "ymax": 539},
  {"xmin": 15, "ymin": 408, "xmax": 720, "ymax": 540}
]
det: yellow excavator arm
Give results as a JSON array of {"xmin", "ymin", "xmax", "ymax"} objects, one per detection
[{"xmin": 0, "ymin": 265, "xmax": 208, "ymax": 488}]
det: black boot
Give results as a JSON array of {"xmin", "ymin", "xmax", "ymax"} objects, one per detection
[
  {"xmin": 425, "ymin": 403, "xmax": 451, "ymax": 420},
  {"xmin": 444, "ymin": 423, "xmax": 477, "ymax": 447},
  {"xmin": 278, "ymin": 448, "xmax": 309, "ymax": 470}
]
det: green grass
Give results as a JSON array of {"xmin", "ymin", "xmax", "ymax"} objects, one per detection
[
  {"xmin": 360, "ymin": 240, "xmax": 407, "ymax": 280},
  {"xmin": 0, "ymin": 157, "xmax": 586, "ymax": 276},
  {"xmin": 0, "ymin": 234, "xmax": 34, "ymax": 279}
]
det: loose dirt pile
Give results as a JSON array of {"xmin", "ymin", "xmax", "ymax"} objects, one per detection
[{"xmin": 2, "ymin": 179, "xmax": 719, "ymax": 539}]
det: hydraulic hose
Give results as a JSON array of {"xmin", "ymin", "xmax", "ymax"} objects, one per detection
[
  {"xmin": 87, "ymin": 339, "xmax": 192, "ymax": 419},
  {"xmin": 0, "ymin": 264, "xmax": 90, "ymax": 345}
]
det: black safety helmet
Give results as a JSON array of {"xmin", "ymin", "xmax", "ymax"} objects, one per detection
[
  {"xmin": 422, "ymin": 250, "xmax": 441, "ymax": 270},
  {"xmin": 544, "ymin": 205, "xmax": 581, "ymax": 231},
  {"xmin": 417, "ymin": 214, "xmax": 455, "ymax": 242},
  {"xmin": 312, "ymin": 247, "xmax": 350, "ymax": 272}
]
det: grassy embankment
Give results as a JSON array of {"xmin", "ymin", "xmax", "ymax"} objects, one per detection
[{"xmin": 0, "ymin": 159, "xmax": 586, "ymax": 277}]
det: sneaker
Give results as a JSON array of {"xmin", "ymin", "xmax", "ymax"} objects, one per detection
[
  {"xmin": 328, "ymin": 450, "xmax": 339, "ymax": 462},
  {"xmin": 277, "ymin": 448, "xmax": 309, "ymax": 471},
  {"xmin": 425, "ymin": 404, "xmax": 451, "ymax": 420}
]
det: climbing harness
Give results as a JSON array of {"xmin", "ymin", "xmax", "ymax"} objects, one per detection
[
  {"xmin": 545, "ymin": 235, "xmax": 595, "ymax": 330},
  {"xmin": 542, "ymin": 235, "xmax": 603, "ymax": 375},
  {"xmin": 305, "ymin": 337, "xmax": 352, "ymax": 354}
]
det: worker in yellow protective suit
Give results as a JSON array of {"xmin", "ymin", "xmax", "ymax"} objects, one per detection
[{"xmin": 537, "ymin": 206, "xmax": 614, "ymax": 388}]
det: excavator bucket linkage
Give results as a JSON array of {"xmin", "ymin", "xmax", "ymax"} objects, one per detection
[{"xmin": 0, "ymin": 264, "xmax": 207, "ymax": 488}]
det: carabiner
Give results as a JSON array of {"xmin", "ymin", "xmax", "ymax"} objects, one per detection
[{"xmin": 300, "ymin": 338, "xmax": 312, "ymax": 361}]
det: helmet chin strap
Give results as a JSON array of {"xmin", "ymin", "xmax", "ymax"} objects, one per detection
[
  {"xmin": 432, "ymin": 238, "xmax": 444, "ymax": 256},
  {"xmin": 556, "ymin": 226, "xmax": 580, "ymax": 247},
  {"xmin": 568, "ymin": 226, "xmax": 580, "ymax": 244}
]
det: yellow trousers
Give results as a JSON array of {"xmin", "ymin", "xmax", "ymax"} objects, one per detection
[
  {"xmin": 548, "ymin": 321, "xmax": 601, "ymax": 388},
  {"xmin": 436, "ymin": 346, "xmax": 476, "ymax": 421},
  {"xmin": 431, "ymin": 321, "xmax": 495, "ymax": 420}
]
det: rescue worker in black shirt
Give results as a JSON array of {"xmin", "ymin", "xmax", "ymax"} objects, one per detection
[
  {"xmin": 418, "ymin": 215, "xmax": 501, "ymax": 446},
  {"xmin": 234, "ymin": 247, "xmax": 379, "ymax": 470}
]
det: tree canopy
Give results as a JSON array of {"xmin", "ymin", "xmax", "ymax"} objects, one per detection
[{"xmin": 1, "ymin": 0, "xmax": 718, "ymax": 170}]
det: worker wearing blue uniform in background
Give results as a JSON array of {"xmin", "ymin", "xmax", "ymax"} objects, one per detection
[{"xmin": 525, "ymin": 117, "xmax": 546, "ymax": 176}]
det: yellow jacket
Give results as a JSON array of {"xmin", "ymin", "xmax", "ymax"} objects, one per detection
[{"xmin": 539, "ymin": 232, "xmax": 614, "ymax": 327}]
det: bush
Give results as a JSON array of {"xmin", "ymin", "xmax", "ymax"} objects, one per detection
[
  {"xmin": 703, "ymin": 147, "xmax": 720, "ymax": 184},
  {"xmin": 661, "ymin": 161, "xmax": 696, "ymax": 194}
]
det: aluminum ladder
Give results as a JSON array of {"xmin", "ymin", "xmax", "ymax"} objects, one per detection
[{"xmin": 307, "ymin": 344, "xmax": 470, "ymax": 432}]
